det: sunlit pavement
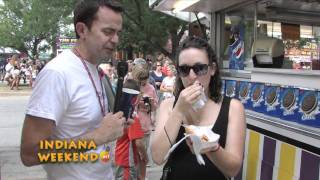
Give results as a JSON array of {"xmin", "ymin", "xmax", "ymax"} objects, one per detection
[{"xmin": 0, "ymin": 88, "xmax": 162, "ymax": 179}]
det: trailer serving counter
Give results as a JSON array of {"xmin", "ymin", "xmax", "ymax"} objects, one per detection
[{"xmin": 222, "ymin": 69, "xmax": 320, "ymax": 180}]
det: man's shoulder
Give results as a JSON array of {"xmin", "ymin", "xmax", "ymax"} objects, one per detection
[{"xmin": 45, "ymin": 50, "xmax": 78, "ymax": 72}]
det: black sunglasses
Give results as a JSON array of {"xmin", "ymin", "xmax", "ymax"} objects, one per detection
[{"xmin": 177, "ymin": 63, "xmax": 209, "ymax": 77}]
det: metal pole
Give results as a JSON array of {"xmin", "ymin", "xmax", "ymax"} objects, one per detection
[
  {"xmin": 210, "ymin": 13, "xmax": 216, "ymax": 50},
  {"xmin": 254, "ymin": 0, "xmax": 258, "ymax": 40}
]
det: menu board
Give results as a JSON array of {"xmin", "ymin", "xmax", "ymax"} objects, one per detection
[
  {"xmin": 56, "ymin": 37, "xmax": 77, "ymax": 54},
  {"xmin": 281, "ymin": 23, "xmax": 300, "ymax": 40}
]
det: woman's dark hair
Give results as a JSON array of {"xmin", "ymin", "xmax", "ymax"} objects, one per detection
[
  {"xmin": 73, "ymin": 0, "xmax": 123, "ymax": 39},
  {"xmin": 174, "ymin": 36, "xmax": 222, "ymax": 104}
]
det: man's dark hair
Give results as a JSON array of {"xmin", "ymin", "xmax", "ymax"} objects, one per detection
[
  {"xmin": 74, "ymin": 0, "xmax": 123, "ymax": 39},
  {"xmin": 174, "ymin": 36, "xmax": 222, "ymax": 104},
  {"xmin": 106, "ymin": 60, "xmax": 113, "ymax": 66}
]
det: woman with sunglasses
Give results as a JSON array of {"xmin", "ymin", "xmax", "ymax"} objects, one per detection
[{"xmin": 151, "ymin": 37, "xmax": 246, "ymax": 180}]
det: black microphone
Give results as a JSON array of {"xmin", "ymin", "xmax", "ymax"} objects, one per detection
[{"xmin": 113, "ymin": 60, "xmax": 128, "ymax": 113}]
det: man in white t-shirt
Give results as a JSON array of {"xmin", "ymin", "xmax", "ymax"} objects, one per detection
[
  {"xmin": 4, "ymin": 58, "xmax": 14, "ymax": 85},
  {"xmin": 20, "ymin": 1, "xmax": 127, "ymax": 179}
]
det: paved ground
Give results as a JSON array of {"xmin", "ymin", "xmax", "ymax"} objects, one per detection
[
  {"xmin": 0, "ymin": 81, "xmax": 31, "ymax": 97},
  {"xmin": 0, "ymin": 82, "xmax": 162, "ymax": 180}
]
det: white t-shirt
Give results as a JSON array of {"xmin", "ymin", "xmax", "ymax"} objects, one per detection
[
  {"xmin": 26, "ymin": 50, "xmax": 113, "ymax": 180},
  {"xmin": 4, "ymin": 63, "xmax": 13, "ymax": 78},
  {"xmin": 5, "ymin": 63, "xmax": 13, "ymax": 73},
  {"xmin": 25, "ymin": 66, "xmax": 31, "ymax": 76},
  {"xmin": 162, "ymin": 76, "xmax": 176, "ymax": 98}
]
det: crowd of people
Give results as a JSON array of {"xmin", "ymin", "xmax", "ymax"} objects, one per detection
[
  {"xmin": 0, "ymin": 55, "xmax": 46, "ymax": 90},
  {"xmin": 97, "ymin": 56, "xmax": 178, "ymax": 179},
  {"xmin": 99, "ymin": 56, "xmax": 176, "ymax": 101},
  {"xmin": 20, "ymin": 0, "xmax": 246, "ymax": 180}
]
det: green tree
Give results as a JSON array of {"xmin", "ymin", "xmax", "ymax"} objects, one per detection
[
  {"xmin": 119, "ymin": 0, "xmax": 188, "ymax": 61},
  {"xmin": 0, "ymin": 0, "xmax": 75, "ymax": 59}
]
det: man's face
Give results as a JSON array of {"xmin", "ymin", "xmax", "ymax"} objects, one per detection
[
  {"xmin": 105, "ymin": 64, "xmax": 113, "ymax": 78},
  {"xmin": 127, "ymin": 60, "xmax": 133, "ymax": 71},
  {"xmin": 83, "ymin": 6, "xmax": 123, "ymax": 63},
  {"xmin": 9, "ymin": 59, "xmax": 14, "ymax": 65}
]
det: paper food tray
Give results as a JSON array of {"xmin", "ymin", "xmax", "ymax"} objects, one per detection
[{"xmin": 184, "ymin": 124, "xmax": 220, "ymax": 151}]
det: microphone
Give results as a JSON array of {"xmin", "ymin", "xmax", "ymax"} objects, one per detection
[{"xmin": 113, "ymin": 60, "xmax": 128, "ymax": 113}]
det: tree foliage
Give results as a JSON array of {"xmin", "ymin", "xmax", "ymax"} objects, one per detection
[
  {"xmin": 0, "ymin": 0, "xmax": 187, "ymax": 61},
  {"xmin": 120, "ymin": 0, "xmax": 187, "ymax": 60},
  {"xmin": 0, "ymin": 0, "xmax": 75, "ymax": 59}
]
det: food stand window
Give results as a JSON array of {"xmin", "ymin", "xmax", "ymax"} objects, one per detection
[
  {"xmin": 254, "ymin": 0, "xmax": 320, "ymax": 70},
  {"xmin": 257, "ymin": 20, "xmax": 320, "ymax": 70},
  {"xmin": 220, "ymin": 3, "xmax": 255, "ymax": 71},
  {"xmin": 257, "ymin": 21, "xmax": 282, "ymax": 39},
  {"xmin": 219, "ymin": 0, "xmax": 320, "ymax": 71}
]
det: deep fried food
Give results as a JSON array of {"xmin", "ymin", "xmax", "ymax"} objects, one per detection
[
  {"xmin": 201, "ymin": 135, "xmax": 209, "ymax": 142},
  {"xmin": 185, "ymin": 126, "xmax": 209, "ymax": 142},
  {"xmin": 185, "ymin": 127, "xmax": 195, "ymax": 134}
]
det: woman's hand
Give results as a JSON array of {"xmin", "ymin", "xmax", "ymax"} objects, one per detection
[{"xmin": 175, "ymin": 82, "xmax": 202, "ymax": 112}]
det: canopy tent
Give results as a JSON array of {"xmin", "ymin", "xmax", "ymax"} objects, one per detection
[
  {"xmin": 150, "ymin": 0, "xmax": 248, "ymax": 14},
  {"xmin": 0, "ymin": 47, "xmax": 20, "ymax": 54}
]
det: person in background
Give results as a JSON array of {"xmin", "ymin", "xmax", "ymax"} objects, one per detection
[
  {"xmin": 151, "ymin": 37, "xmax": 246, "ymax": 179},
  {"xmin": 10, "ymin": 55, "xmax": 21, "ymax": 90},
  {"xmin": 20, "ymin": 63, "xmax": 27, "ymax": 84},
  {"xmin": 114, "ymin": 115, "xmax": 147, "ymax": 180},
  {"xmin": 132, "ymin": 63, "xmax": 158, "ymax": 180},
  {"xmin": 160, "ymin": 64, "xmax": 176, "ymax": 99},
  {"xmin": 161, "ymin": 58, "xmax": 172, "ymax": 76},
  {"xmin": 0, "ymin": 59, "xmax": 6, "ymax": 82},
  {"xmin": 100, "ymin": 61, "xmax": 117, "ymax": 92},
  {"xmin": 146, "ymin": 55, "xmax": 153, "ymax": 72},
  {"xmin": 20, "ymin": 1, "xmax": 128, "ymax": 179},
  {"xmin": 124, "ymin": 59, "xmax": 133, "ymax": 82},
  {"xmin": 4, "ymin": 56, "xmax": 15, "ymax": 86},
  {"xmin": 31, "ymin": 63, "xmax": 38, "ymax": 87},
  {"xmin": 100, "ymin": 61, "xmax": 114, "ymax": 78},
  {"xmin": 35, "ymin": 59, "xmax": 44, "ymax": 73},
  {"xmin": 151, "ymin": 61, "xmax": 165, "ymax": 101},
  {"xmin": 133, "ymin": 58, "xmax": 157, "ymax": 90},
  {"xmin": 127, "ymin": 59, "xmax": 133, "ymax": 72},
  {"xmin": 24, "ymin": 60, "xmax": 34, "ymax": 87}
]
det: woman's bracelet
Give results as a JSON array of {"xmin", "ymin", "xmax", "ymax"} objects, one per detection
[{"xmin": 211, "ymin": 144, "xmax": 220, "ymax": 153}]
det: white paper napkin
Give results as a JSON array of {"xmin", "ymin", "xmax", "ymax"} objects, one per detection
[
  {"xmin": 184, "ymin": 125, "xmax": 220, "ymax": 165},
  {"xmin": 163, "ymin": 125, "xmax": 220, "ymax": 165}
]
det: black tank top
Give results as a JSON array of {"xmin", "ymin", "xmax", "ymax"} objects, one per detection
[{"xmin": 163, "ymin": 97, "xmax": 231, "ymax": 180}]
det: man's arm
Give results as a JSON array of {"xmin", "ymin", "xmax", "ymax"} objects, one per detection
[
  {"xmin": 20, "ymin": 115, "xmax": 55, "ymax": 166},
  {"xmin": 20, "ymin": 112, "xmax": 126, "ymax": 167}
]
